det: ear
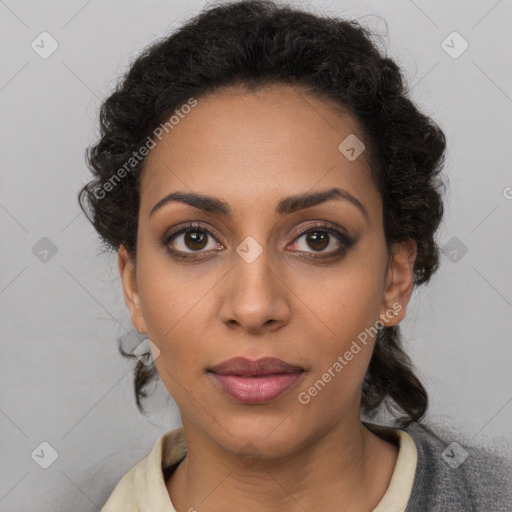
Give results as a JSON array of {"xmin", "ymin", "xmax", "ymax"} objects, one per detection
[
  {"xmin": 118, "ymin": 244, "xmax": 147, "ymax": 334},
  {"xmin": 379, "ymin": 239, "xmax": 417, "ymax": 327}
]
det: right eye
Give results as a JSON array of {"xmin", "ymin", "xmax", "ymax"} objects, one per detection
[{"xmin": 161, "ymin": 222, "xmax": 224, "ymax": 258}]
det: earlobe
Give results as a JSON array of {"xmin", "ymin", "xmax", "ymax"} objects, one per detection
[
  {"xmin": 118, "ymin": 245, "xmax": 147, "ymax": 334},
  {"xmin": 380, "ymin": 239, "xmax": 417, "ymax": 326}
]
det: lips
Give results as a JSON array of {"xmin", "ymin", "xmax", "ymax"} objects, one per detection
[
  {"xmin": 208, "ymin": 357, "xmax": 305, "ymax": 404},
  {"xmin": 208, "ymin": 357, "xmax": 304, "ymax": 376}
]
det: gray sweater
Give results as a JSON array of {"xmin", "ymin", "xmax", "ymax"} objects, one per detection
[{"xmin": 387, "ymin": 422, "xmax": 512, "ymax": 511}]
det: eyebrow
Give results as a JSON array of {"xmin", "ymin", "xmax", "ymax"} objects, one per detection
[{"xmin": 149, "ymin": 187, "xmax": 369, "ymax": 223}]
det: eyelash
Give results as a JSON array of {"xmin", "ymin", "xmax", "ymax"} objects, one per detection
[{"xmin": 160, "ymin": 221, "xmax": 356, "ymax": 261}]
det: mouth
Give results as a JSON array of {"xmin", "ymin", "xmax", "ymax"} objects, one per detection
[{"xmin": 207, "ymin": 357, "xmax": 305, "ymax": 404}]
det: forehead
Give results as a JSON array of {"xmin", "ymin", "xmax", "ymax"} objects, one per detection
[{"xmin": 139, "ymin": 84, "xmax": 380, "ymax": 221}]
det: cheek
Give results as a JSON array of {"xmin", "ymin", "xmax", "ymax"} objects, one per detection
[
  {"xmin": 293, "ymin": 262, "xmax": 384, "ymax": 400},
  {"xmin": 136, "ymin": 235, "xmax": 211, "ymax": 340},
  {"xmin": 302, "ymin": 263, "xmax": 384, "ymax": 347},
  {"xmin": 137, "ymin": 262, "xmax": 191, "ymax": 355},
  {"xmin": 136, "ymin": 253, "xmax": 218, "ymax": 391},
  {"xmin": 294, "ymin": 273, "xmax": 382, "ymax": 417}
]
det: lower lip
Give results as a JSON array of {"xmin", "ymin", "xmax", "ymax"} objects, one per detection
[{"xmin": 209, "ymin": 372, "xmax": 304, "ymax": 404}]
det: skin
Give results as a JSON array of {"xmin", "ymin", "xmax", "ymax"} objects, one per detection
[{"xmin": 118, "ymin": 84, "xmax": 417, "ymax": 512}]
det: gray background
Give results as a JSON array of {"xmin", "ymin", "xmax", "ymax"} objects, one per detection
[{"xmin": 1, "ymin": 0, "xmax": 511, "ymax": 510}]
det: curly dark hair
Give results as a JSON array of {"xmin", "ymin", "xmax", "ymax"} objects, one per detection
[{"xmin": 78, "ymin": 0, "xmax": 447, "ymax": 428}]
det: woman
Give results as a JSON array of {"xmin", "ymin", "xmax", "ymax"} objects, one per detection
[{"xmin": 79, "ymin": 1, "xmax": 512, "ymax": 510}]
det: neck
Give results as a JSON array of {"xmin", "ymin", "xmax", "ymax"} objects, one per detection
[{"xmin": 167, "ymin": 413, "xmax": 399, "ymax": 512}]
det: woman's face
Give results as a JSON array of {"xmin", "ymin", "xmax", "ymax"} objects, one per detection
[{"xmin": 119, "ymin": 84, "xmax": 416, "ymax": 458}]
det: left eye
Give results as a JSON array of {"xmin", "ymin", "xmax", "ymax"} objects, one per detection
[{"xmin": 289, "ymin": 228, "xmax": 345, "ymax": 254}]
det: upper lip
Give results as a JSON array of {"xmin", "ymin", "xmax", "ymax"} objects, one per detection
[{"xmin": 208, "ymin": 357, "xmax": 304, "ymax": 376}]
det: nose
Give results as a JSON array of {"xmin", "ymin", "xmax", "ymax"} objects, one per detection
[{"xmin": 219, "ymin": 245, "xmax": 291, "ymax": 335}]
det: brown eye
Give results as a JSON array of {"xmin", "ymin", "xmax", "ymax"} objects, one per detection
[
  {"xmin": 291, "ymin": 228, "xmax": 343, "ymax": 254},
  {"xmin": 183, "ymin": 230, "xmax": 208, "ymax": 251},
  {"xmin": 305, "ymin": 231, "xmax": 329, "ymax": 251},
  {"xmin": 169, "ymin": 228, "xmax": 219, "ymax": 253},
  {"xmin": 161, "ymin": 222, "xmax": 224, "ymax": 258},
  {"xmin": 288, "ymin": 222, "xmax": 356, "ymax": 259}
]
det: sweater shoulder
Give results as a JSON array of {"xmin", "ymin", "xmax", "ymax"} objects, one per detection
[{"xmin": 402, "ymin": 422, "xmax": 512, "ymax": 512}]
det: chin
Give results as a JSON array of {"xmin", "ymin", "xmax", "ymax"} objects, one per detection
[{"xmin": 208, "ymin": 412, "xmax": 312, "ymax": 460}]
